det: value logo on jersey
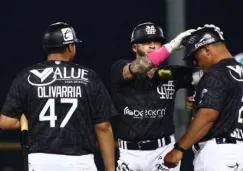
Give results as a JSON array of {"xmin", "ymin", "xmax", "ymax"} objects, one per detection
[
  {"xmin": 28, "ymin": 67, "xmax": 89, "ymax": 86},
  {"xmin": 157, "ymin": 81, "xmax": 175, "ymax": 99},
  {"xmin": 227, "ymin": 65, "xmax": 243, "ymax": 81}
]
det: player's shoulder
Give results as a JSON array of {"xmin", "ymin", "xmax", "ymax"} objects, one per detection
[
  {"xmin": 69, "ymin": 62, "xmax": 97, "ymax": 75},
  {"xmin": 15, "ymin": 61, "xmax": 53, "ymax": 77},
  {"xmin": 208, "ymin": 58, "xmax": 242, "ymax": 77},
  {"xmin": 210, "ymin": 58, "xmax": 239, "ymax": 70},
  {"xmin": 202, "ymin": 60, "xmax": 234, "ymax": 84},
  {"xmin": 204, "ymin": 68, "xmax": 225, "ymax": 81},
  {"xmin": 19, "ymin": 61, "xmax": 50, "ymax": 72},
  {"xmin": 8, "ymin": 62, "xmax": 43, "ymax": 85},
  {"xmin": 14, "ymin": 62, "xmax": 43, "ymax": 79},
  {"xmin": 111, "ymin": 59, "xmax": 130, "ymax": 68}
]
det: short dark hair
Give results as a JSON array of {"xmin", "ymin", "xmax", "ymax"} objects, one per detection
[
  {"xmin": 212, "ymin": 41, "xmax": 225, "ymax": 47},
  {"xmin": 44, "ymin": 45, "xmax": 69, "ymax": 54}
]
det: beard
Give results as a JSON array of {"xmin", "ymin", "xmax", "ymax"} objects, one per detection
[{"xmin": 136, "ymin": 47, "xmax": 146, "ymax": 58}]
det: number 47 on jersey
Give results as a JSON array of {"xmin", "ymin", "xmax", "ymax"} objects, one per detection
[{"xmin": 39, "ymin": 98, "xmax": 78, "ymax": 128}]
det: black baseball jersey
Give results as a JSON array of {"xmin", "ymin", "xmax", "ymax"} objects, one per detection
[
  {"xmin": 193, "ymin": 58, "xmax": 243, "ymax": 141},
  {"xmin": 111, "ymin": 59, "xmax": 192, "ymax": 141},
  {"xmin": 1, "ymin": 60, "xmax": 116, "ymax": 155}
]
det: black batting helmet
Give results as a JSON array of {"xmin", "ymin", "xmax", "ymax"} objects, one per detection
[
  {"xmin": 131, "ymin": 22, "xmax": 165, "ymax": 44},
  {"xmin": 42, "ymin": 22, "xmax": 82, "ymax": 48},
  {"xmin": 182, "ymin": 27, "xmax": 224, "ymax": 61}
]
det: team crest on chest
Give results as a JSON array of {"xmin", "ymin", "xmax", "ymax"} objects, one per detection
[{"xmin": 157, "ymin": 81, "xmax": 175, "ymax": 99}]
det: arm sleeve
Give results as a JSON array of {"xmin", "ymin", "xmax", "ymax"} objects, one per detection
[
  {"xmin": 110, "ymin": 59, "xmax": 130, "ymax": 86},
  {"xmin": 91, "ymin": 74, "xmax": 118, "ymax": 124},
  {"xmin": 197, "ymin": 71, "xmax": 228, "ymax": 112},
  {"xmin": 1, "ymin": 74, "xmax": 27, "ymax": 119}
]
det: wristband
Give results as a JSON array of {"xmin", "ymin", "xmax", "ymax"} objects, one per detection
[
  {"xmin": 128, "ymin": 63, "xmax": 136, "ymax": 77},
  {"xmin": 146, "ymin": 45, "xmax": 170, "ymax": 67},
  {"xmin": 174, "ymin": 143, "xmax": 186, "ymax": 153}
]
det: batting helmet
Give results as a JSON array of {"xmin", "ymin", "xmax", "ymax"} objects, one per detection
[
  {"xmin": 42, "ymin": 22, "xmax": 82, "ymax": 48},
  {"xmin": 182, "ymin": 27, "xmax": 224, "ymax": 61},
  {"xmin": 130, "ymin": 22, "xmax": 165, "ymax": 44}
]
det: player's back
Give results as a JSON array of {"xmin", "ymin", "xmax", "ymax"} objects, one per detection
[
  {"xmin": 18, "ymin": 60, "xmax": 103, "ymax": 155},
  {"xmin": 224, "ymin": 59, "xmax": 243, "ymax": 140},
  {"xmin": 195, "ymin": 58, "xmax": 243, "ymax": 140}
]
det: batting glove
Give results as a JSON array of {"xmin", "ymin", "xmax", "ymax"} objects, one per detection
[
  {"xmin": 165, "ymin": 29, "xmax": 196, "ymax": 53},
  {"xmin": 197, "ymin": 24, "xmax": 223, "ymax": 35}
]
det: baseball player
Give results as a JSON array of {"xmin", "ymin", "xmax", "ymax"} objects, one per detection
[
  {"xmin": 111, "ymin": 22, "xmax": 196, "ymax": 171},
  {"xmin": 164, "ymin": 25, "xmax": 243, "ymax": 170},
  {"xmin": 0, "ymin": 22, "xmax": 116, "ymax": 171}
]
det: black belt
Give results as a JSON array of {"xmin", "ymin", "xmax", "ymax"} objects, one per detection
[
  {"xmin": 118, "ymin": 135, "xmax": 173, "ymax": 151},
  {"xmin": 194, "ymin": 137, "xmax": 237, "ymax": 151}
]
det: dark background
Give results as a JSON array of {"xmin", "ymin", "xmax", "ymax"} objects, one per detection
[{"xmin": 0, "ymin": 0, "xmax": 242, "ymax": 170}]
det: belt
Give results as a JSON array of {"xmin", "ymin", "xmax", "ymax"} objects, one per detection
[
  {"xmin": 118, "ymin": 135, "xmax": 174, "ymax": 151},
  {"xmin": 193, "ymin": 137, "xmax": 237, "ymax": 152}
]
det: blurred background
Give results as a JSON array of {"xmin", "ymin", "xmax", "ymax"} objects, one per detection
[{"xmin": 1, "ymin": 0, "xmax": 243, "ymax": 170}]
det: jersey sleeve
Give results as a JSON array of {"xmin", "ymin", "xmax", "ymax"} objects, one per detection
[
  {"xmin": 111, "ymin": 59, "xmax": 130, "ymax": 85},
  {"xmin": 1, "ymin": 73, "xmax": 27, "ymax": 119},
  {"xmin": 196, "ymin": 71, "xmax": 228, "ymax": 112},
  {"xmin": 91, "ymin": 74, "xmax": 118, "ymax": 124}
]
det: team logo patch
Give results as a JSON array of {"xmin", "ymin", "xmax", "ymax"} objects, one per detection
[
  {"xmin": 194, "ymin": 34, "xmax": 215, "ymax": 48},
  {"xmin": 61, "ymin": 28, "xmax": 74, "ymax": 42},
  {"xmin": 157, "ymin": 81, "xmax": 175, "ymax": 99},
  {"xmin": 145, "ymin": 25, "xmax": 156, "ymax": 35}
]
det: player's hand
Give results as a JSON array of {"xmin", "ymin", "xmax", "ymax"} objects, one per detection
[
  {"xmin": 164, "ymin": 149, "xmax": 183, "ymax": 168},
  {"xmin": 192, "ymin": 68, "xmax": 204, "ymax": 86},
  {"xmin": 167, "ymin": 29, "xmax": 196, "ymax": 51},
  {"xmin": 197, "ymin": 24, "xmax": 223, "ymax": 35},
  {"xmin": 186, "ymin": 96, "xmax": 193, "ymax": 112}
]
